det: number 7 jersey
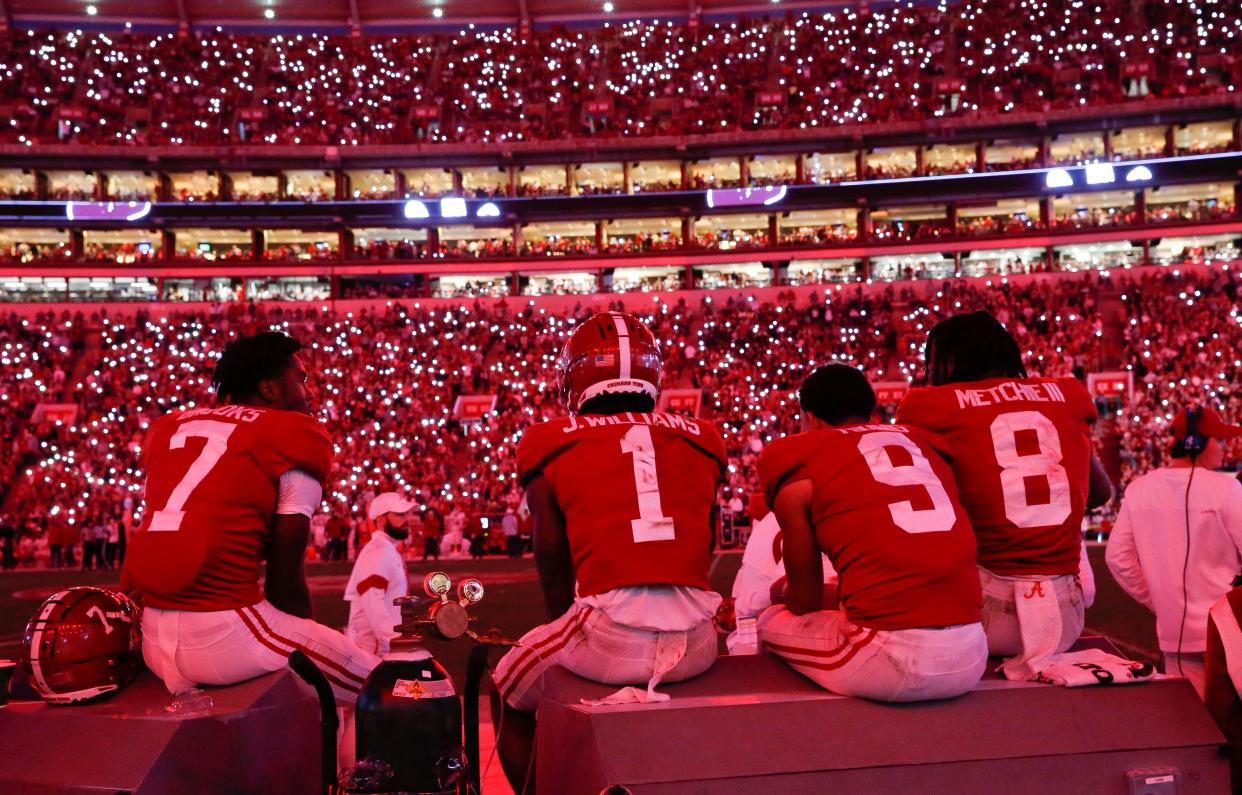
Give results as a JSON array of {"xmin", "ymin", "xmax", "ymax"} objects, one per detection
[
  {"xmin": 122, "ymin": 406, "xmax": 334, "ymax": 611},
  {"xmin": 516, "ymin": 412, "xmax": 728, "ymax": 597},
  {"xmin": 896, "ymin": 376, "xmax": 1097, "ymax": 577}
]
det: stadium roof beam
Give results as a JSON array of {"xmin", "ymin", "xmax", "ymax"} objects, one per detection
[
  {"xmin": 348, "ymin": 0, "xmax": 361, "ymax": 35},
  {"xmin": 173, "ymin": 0, "xmax": 190, "ymax": 34}
]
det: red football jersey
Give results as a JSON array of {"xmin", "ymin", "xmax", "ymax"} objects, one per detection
[
  {"xmin": 758, "ymin": 424, "xmax": 982, "ymax": 631},
  {"xmin": 517, "ymin": 412, "xmax": 727, "ymax": 596},
  {"xmin": 896, "ymin": 376, "xmax": 1097, "ymax": 576},
  {"xmin": 122, "ymin": 405, "xmax": 334, "ymax": 611}
]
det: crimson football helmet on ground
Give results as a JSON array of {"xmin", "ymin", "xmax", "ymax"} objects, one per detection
[
  {"xmin": 22, "ymin": 586, "xmax": 143, "ymax": 704},
  {"xmin": 558, "ymin": 312, "xmax": 663, "ymax": 412}
]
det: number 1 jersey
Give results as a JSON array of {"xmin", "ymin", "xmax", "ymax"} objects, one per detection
[
  {"xmin": 516, "ymin": 412, "xmax": 727, "ymax": 597},
  {"xmin": 896, "ymin": 377, "xmax": 1097, "ymax": 576},
  {"xmin": 122, "ymin": 406, "xmax": 334, "ymax": 611}
]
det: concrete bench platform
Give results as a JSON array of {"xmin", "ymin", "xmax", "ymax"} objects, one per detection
[
  {"xmin": 0, "ymin": 670, "xmax": 321, "ymax": 794},
  {"xmin": 535, "ymin": 648, "xmax": 1228, "ymax": 794}
]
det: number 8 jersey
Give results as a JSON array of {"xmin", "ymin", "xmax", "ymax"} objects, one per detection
[
  {"xmin": 896, "ymin": 376, "xmax": 1097, "ymax": 577},
  {"xmin": 122, "ymin": 406, "xmax": 334, "ymax": 611},
  {"xmin": 516, "ymin": 412, "xmax": 727, "ymax": 597}
]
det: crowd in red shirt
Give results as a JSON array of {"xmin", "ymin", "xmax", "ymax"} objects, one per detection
[
  {"xmin": 0, "ymin": 263, "xmax": 1238, "ymax": 566},
  {"xmin": 1, "ymin": 0, "xmax": 1238, "ymax": 148},
  {"xmin": 1116, "ymin": 267, "xmax": 1242, "ymax": 484}
]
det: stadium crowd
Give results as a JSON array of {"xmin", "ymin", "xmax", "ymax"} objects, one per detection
[
  {"xmin": 1116, "ymin": 266, "xmax": 1242, "ymax": 484},
  {"xmin": 2, "ymin": 263, "xmax": 1237, "ymax": 568},
  {"xmin": 0, "ymin": 0, "xmax": 1238, "ymax": 147}
]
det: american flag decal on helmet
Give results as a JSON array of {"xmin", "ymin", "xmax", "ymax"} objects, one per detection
[{"xmin": 594, "ymin": 354, "xmax": 616, "ymax": 366}]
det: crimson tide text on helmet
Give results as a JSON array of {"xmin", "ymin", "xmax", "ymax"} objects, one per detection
[
  {"xmin": 558, "ymin": 312, "xmax": 663, "ymax": 413},
  {"xmin": 22, "ymin": 586, "xmax": 143, "ymax": 704}
]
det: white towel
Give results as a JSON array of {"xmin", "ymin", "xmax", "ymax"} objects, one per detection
[
  {"xmin": 580, "ymin": 631, "xmax": 687, "ymax": 706},
  {"xmin": 580, "ymin": 686, "xmax": 671, "ymax": 706},
  {"xmin": 999, "ymin": 578, "xmax": 1064, "ymax": 680},
  {"xmin": 1030, "ymin": 649, "xmax": 1156, "ymax": 687}
]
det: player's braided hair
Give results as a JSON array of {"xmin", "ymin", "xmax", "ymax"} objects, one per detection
[
  {"xmin": 211, "ymin": 331, "xmax": 304, "ymax": 404},
  {"xmin": 799, "ymin": 364, "xmax": 876, "ymax": 425},
  {"xmin": 924, "ymin": 310, "xmax": 1027, "ymax": 386}
]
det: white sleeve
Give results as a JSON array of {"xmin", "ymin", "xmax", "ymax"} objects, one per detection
[
  {"xmin": 1104, "ymin": 493, "xmax": 1153, "ymax": 611},
  {"xmin": 360, "ymin": 588, "xmax": 399, "ymax": 645},
  {"xmin": 1220, "ymin": 477, "xmax": 1242, "ymax": 554},
  {"xmin": 1078, "ymin": 539, "xmax": 1096, "ymax": 610},
  {"xmin": 733, "ymin": 515, "xmax": 781, "ymax": 617},
  {"xmin": 276, "ymin": 469, "xmax": 323, "ymax": 519}
]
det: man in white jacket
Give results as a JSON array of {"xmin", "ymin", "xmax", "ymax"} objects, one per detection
[
  {"xmin": 1106, "ymin": 406, "xmax": 1242, "ymax": 697},
  {"xmin": 344, "ymin": 492, "xmax": 415, "ymax": 656}
]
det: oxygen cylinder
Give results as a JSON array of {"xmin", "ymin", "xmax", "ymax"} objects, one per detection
[{"xmin": 352, "ymin": 591, "xmax": 465, "ymax": 794}]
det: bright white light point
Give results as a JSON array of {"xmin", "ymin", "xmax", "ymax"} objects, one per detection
[
  {"xmin": 1044, "ymin": 168, "xmax": 1073, "ymax": 189},
  {"xmin": 403, "ymin": 200, "xmax": 430, "ymax": 219},
  {"xmin": 603, "ymin": 1, "xmax": 614, "ymax": 11},
  {"xmin": 264, "ymin": 8, "xmax": 275, "ymax": 19},
  {"xmin": 86, "ymin": 4, "xmax": 98, "ymax": 14},
  {"xmin": 1125, "ymin": 165, "xmax": 1153, "ymax": 182},
  {"xmin": 432, "ymin": 7, "xmax": 443, "ymax": 17},
  {"xmin": 1084, "ymin": 163, "xmax": 1115, "ymax": 185},
  {"xmin": 477, "ymin": 202, "xmax": 501, "ymax": 218},
  {"xmin": 440, "ymin": 197, "xmax": 468, "ymax": 218}
]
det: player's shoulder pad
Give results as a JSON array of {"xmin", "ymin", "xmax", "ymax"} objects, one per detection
[
  {"xmin": 676, "ymin": 415, "xmax": 728, "ymax": 472},
  {"xmin": 757, "ymin": 432, "xmax": 818, "ymax": 511},
  {"xmin": 261, "ymin": 410, "xmax": 334, "ymax": 484},
  {"xmin": 895, "ymin": 384, "xmax": 941, "ymax": 427},
  {"xmin": 1055, "ymin": 376, "xmax": 1097, "ymax": 421},
  {"xmin": 144, "ymin": 411, "xmax": 176, "ymax": 438},
  {"xmin": 516, "ymin": 418, "xmax": 578, "ymax": 489},
  {"xmin": 896, "ymin": 422, "xmax": 954, "ymax": 462},
  {"xmin": 139, "ymin": 411, "xmax": 180, "ymax": 459}
]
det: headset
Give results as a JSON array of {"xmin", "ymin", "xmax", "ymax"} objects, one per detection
[
  {"xmin": 1181, "ymin": 407, "xmax": 1208, "ymax": 460},
  {"xmin": 1174, "ymin": 407, "xmax": 1205, "ymax": 681}
]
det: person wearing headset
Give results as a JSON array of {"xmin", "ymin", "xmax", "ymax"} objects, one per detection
[{"xmin": 1105, "ymin": 406, "xmax": 1242, "ymax": 698}]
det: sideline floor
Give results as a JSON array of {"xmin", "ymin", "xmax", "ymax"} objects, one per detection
[{"xmin": 0, "ymin": 548, "xmax": 1157, "ymax": 794}]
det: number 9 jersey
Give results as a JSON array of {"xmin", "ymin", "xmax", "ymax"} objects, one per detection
[
  {"xmin": 516, "ymin": 412, "xmax": 727, "ymax": 597},
  {"xmin": 896, "ymin": 376, "xmax": 1097, "ymax": 577},
  {"xmin": 122, "ymin": 406, "xmax": 334, "ymax": 611},
  {"xmin": 758, "ymin": 424, "xmax": 982, "ymax": 630}
]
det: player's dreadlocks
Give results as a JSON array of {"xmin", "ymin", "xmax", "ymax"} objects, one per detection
[
  {"xmin": 799, "ymin": 364, "xmax": 876, "ymax": 425},
  {"xmin": 211, "ymin": 331, "xmax": 304, "ymax": 404},
  {"xmin": 923, "ymin": 310, "xmax": 1027, "ymax": 387}
]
